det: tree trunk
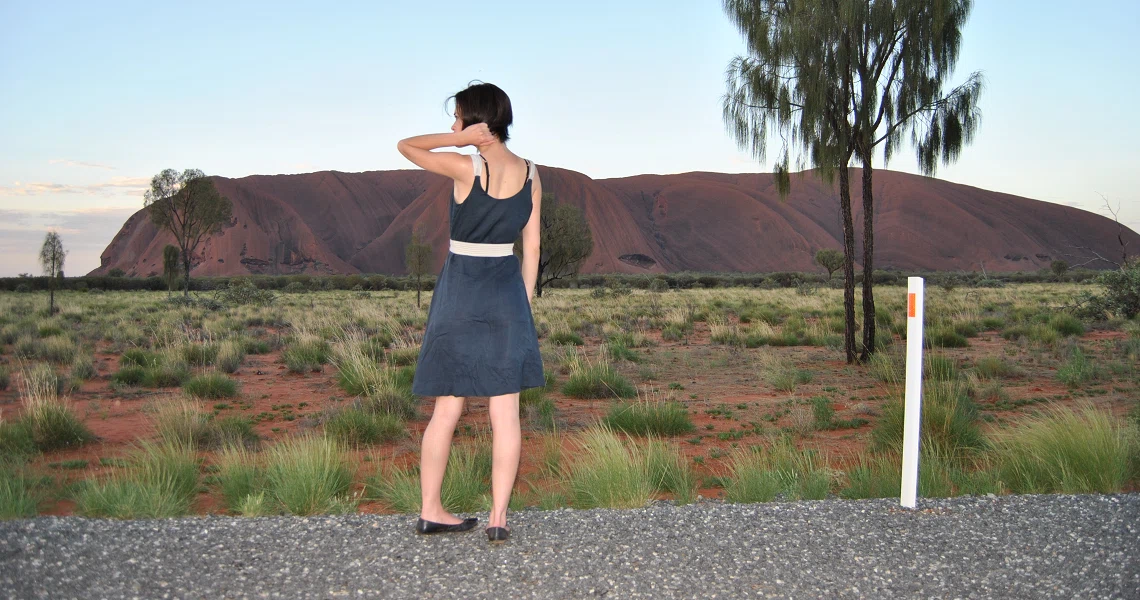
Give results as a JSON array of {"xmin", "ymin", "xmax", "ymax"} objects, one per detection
[
  {"xmin": 839, "ymin": 165, "xmax": 857, "ymax": 364},
  {"xmin": 859, "ymin": 160, "xmax": 876, "ymax": 362},
  {"xmin": 535, "ymin": 263, "xmax": 545, "ymax": 298},
  {"xmin": 183, "ymin": 252, "xmax": 191, "ymax": 298},
  {"xmin": 49, "ymin": 286, "xmax": 55, "ymax": 315},
  {"xmin": 416, "ymin": 274, "xmax": 422, "ymax": 308}
]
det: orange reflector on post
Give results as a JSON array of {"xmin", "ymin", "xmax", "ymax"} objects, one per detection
[{"xmin": 908, "ymin": 293, "xmax": 916, "ymax": 318}]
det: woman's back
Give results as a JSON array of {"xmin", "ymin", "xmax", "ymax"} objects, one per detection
[{"xmin": 449, "ymin": 153, "xmax": 536, "ymax": 245}]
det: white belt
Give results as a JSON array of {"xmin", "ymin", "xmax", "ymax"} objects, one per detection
[{"xmin": 449, "ymin": 239, "xmax": 514, "ymax": 257}]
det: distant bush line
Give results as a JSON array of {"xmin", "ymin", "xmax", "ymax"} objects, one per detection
[{"xmin": 0, "ymin": 268, "xmax": 1108, "ymax": 294}]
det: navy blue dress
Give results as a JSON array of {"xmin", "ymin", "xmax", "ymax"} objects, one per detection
[{"xmin": 411, "ymin": 154, "xmax": 546, "ymax": 397}]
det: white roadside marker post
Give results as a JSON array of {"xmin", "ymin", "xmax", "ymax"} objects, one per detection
[{"xmin": 900, "ymin": 277, "xmax": 925, "ymax": 509}]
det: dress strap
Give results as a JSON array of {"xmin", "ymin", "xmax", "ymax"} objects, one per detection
[{"xmin": 526, "ymin": 159, "xmax": 535, "ymax": 181}]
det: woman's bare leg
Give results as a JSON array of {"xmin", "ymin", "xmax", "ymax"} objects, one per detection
[
  {"xmin": 487, "ymin": 392, "xmax": 521, "ymax": 528},
  {"xmin": 419, "ymin": 395, "xmax": 465, "ymax": 523}
]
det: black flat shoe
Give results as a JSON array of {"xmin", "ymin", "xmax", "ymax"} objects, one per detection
[
  {"xmin": 416, "ymin": 517, "xmax": 478, "ymax": 534},
  {"xmin": 486, "ymin": 526, "xmax": 510, "ymax": 543}
]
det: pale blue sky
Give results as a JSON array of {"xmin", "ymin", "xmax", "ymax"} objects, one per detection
[{"xmin": 2, "ymin": 1, "xmax": 1137, "ymax": 276}]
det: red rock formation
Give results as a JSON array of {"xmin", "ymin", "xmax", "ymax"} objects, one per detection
[{"xmin": 91, "ymin": 166, "xmax": 1138, "ymax": 277}]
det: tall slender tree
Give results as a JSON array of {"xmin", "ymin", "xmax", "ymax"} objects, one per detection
[
  {"xmin": 144, "ymin": 168, "xmax": 233, "ymax": 297},
  {"xmin": 849, "ymin": 0, "xmax": 983, "ymax": 360},
  {"xmin": 723, "ymin": 0, "xmax": 982, "ymax": 362},
  {"xmin": 404, "ymin": 227, "xmax": 433, "ymax": 309},
  {"xmin": 39, "ymin": 230, "xmax": 66, "ymax": 314},
  {"xmin": 723, "ymin": 1, "xmax": 862, "ymax": 362}
]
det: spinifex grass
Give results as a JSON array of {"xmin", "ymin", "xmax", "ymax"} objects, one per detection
[
  {"xmin": 330, "ymin": 338, "xmax": 416, "ymax": 418},
  {"xmin": 182, "ymin": 372, "xmax": 238, "ymax": 399},
  {"xmin": 563, "ymin": 425, "xmax": 655, "ymax": 509},
  {"xmin": 603, "ymin": 395, "xmax": 694, "ymax": 436},
  {"xmin": 0, "ymin": 465, "xmax": 45, "ymax": 518},
  {"xmin": 323, "ymin": 406, "xmax": 406, "ymax": 447},
  {"xmin": 264, "ymin": 434, "xmax": 356, "ymax": 516},
  {"xmin": 561, "ymin": 348, "xmax": 636, "ymax": 399},
  {"xmin": 872, "ymin": 380, "xmax": 986, "ymax": 461},
  {"xmin": 367, "ymin": 438, "xmax": 492, "ymax": 514},
  {"xmin": 74, "ymin": 439, "xmax": 200, "ymax": 519},
  {"xmin": 213, "ymin": 442, "xmax": 265, "ymax": 514},
  {"xmin": 723, "ymin": 437, "xmax": 832, "ymax": 503},
  {"xmin": 282, "ymin": 335, "xmax": 330, "ymax": 373},
  {"xmin": 994, "ymin": 403, "xmax": 1138, "ymax": 494},
  {"xmin": 18, "ymin": 363, "xmax": 93, "ymax": 452}
]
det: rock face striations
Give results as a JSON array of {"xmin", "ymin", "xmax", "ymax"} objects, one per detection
[{"xmin": 91, "ymin": 166, "xmax": 1138, "ymax": 277}]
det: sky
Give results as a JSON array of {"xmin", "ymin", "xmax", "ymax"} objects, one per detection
[{"xmin": 1, "ymin": 0, "xmax": 1137, "ymax": 277}]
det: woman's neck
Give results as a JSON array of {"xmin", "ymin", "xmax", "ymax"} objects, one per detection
[{"xmin": 476, "ymin": 141, "xmax": 513, "ymax": 160}]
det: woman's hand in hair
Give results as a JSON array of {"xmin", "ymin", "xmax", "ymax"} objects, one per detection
[{"xmin": 457, "ymin": 123, "xmax": 496, "ymax": 147}]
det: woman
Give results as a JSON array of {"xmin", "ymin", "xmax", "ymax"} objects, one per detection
[{"xmin": 396, "ymin": 82, "xmax": 546, "ymax": 543}]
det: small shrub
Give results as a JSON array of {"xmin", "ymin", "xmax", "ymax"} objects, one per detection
[
  {"xmin": 1048, "ymin": 314, "xmax": 1084, "ymax": 337},
  {"xmin": 183, "ymin": 373, "xmax": 238, "ymax": 399}
]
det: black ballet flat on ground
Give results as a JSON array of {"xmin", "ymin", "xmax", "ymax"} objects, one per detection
[
  {"xmin": 486, "ymin": 526, "xmax": 510, "ymax": 543},
  {"xmin": 415, "ymin": 517, "xmax": 478, "ymax": 534}
]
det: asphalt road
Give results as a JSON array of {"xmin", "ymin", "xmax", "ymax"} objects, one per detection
[{"xmin": 2, "ymin": 494, "xmax": 1137, "ymax": 599}]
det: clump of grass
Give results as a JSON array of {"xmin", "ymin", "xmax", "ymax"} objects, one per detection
[
  {"xmin": 19, "ymin": 364, "xmax": 93, "ymax": 452},
  {"xmin": 32, "ymin": 336, "xmax": 78, "ymax": 364},
  {"xmin": 324, "ymin": 407, "xmax": 406, "ymax": 447},
  {"xmin": 183, "ymin": 372, "xmax": 239, "ymax": 399},
  {"xmin": 213, "ymin": 442, "xmax": 265, "ymax": 515},
  {"xmin": 367, "ymin": 439, "xmax": 491, "ymax": 514},
  {"xmin": 0, "ymin": 465, "xmax": 45, "ymax": 518},
  {"xmin": 811, "ymin": 396, "xmax": 834, "ymax": 430},
  {"xmin": 74, "ymin": 439, "xmax": 200, "ymax": 519},
  {"xmin": 606, "ymin": 339, "xmax": 641, "ymax": 363},
  {"xmin": 282, "ymin": 336, "xmax": 330, "ymax": 373},
  {"xmin": 994, "ymin": 403, "xmax": 1138, "ymax": 494},
  {"xmin": 551, "ymin": 330, "xmax": 584, "ymax": 346},
  {"xmin": 1056, "ymin": 347, "xmax": 1103, "ymax": 388},
  {"xmin": 264, "ymin": 434, "xmax": 356, "ymax": 516},
  {"xmin": 331, "ymin": 339, "xmax": 417, "ymax": 419},
  {"xmin": 868, "ymin": 351, "xmax": 902, "ymax": 386},
  {"xmin": 872, "ymin": 380, "xmax": 986, "ymax": 461},
  {"xmin": 0, "ymin": 419, "xmax": 37, "ymax": 460},
  {"xmin": 925, "ymin": 326, "xmax": 969, "ymax": 349},
  {"xmin": 561, "ymin": 349, "xmax": 636, "ymax": 399},
  {"xmin": 603, "ymin": 395, "xmax": 694, "ymax": 436},
  {"xmin": 563, "ymin": 426, "xmax": 655, "ymax": 509},
  {"xmin": 216, "ymin": 339, "xmax": 246, "ymax": 373},
  {"xmin": 0, "ymin": 365, "xmax": 8, "ymax": 391},
  {"xmin": 520, "ymin": 370, "xmax": 555, "ymax": 407},
  {"xmin": 643, "ymin": 438, "xmax": 696, "ymax": 504},
  {"xmin": 760, "ymin": 355, "xmax": 812, "ymax": 393},
  {"xmin": 840, "ymin": 450, "xmax": 1002, "ymax": 500},
  {"xmin": 121, "ymin": 348, "xmax": 161, "ymax": 368},
  {"xmin": 151, "ymin": 396, "xmax": 212, "ymax": 448},
  {"xmin": 974, "ymin": 356, "xmax": 1019, "ymax": 379},
  {"xmin": 111, "ymin": 364, "xmax": 147, "ymax": 386},
  {"xmin": 724, "ymin": 437, "xmax": 832, "ymax": 503},
  {"xmin": 182, "ymin": 342, "xmax": 219, "ymax": 367},
  {"xmin": 924, "ymin": 354, "xmax": 958, "ymax": 382},
  {"xmin": 524, "ymin": 396, "xmax": 558, "ymax": 431},
  {"xmin": 143, "ymin": 357, "xmax": 191, "ymax": 388},
  {"xmin": 1048, "ymin": 313, "xmax": 1084, "ymax": 337},
  {"xmin": 70, "ymin": 353, "xmax": 96, "ymax": 381}
]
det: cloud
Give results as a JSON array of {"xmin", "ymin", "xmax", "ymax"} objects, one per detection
[
  {"xmin": 48, "ymin": 159, "xmax": 116, "ymax": 170},
  {"xmin": 0, "ymin": 207, "xmax": 139, "ymax": 277},
  {"xmin": 0, "ymin": 176, "xmax": 151, "ymax": 197}
]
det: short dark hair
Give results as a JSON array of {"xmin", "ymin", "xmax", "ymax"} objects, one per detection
[{"xmin": 448, "ymin": 81, "xmax": 513, "ymax": 142}]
